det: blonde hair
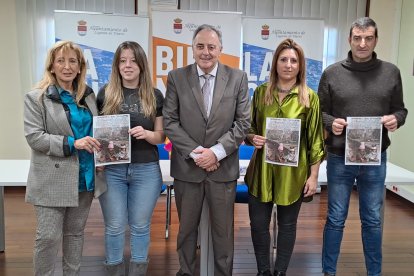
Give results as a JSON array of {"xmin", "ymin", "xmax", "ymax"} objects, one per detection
[
  {"xmin": 265, "ymin": 38, "xmax": 309, "ymax": 107},
  {"xmin": 102, "ymin": 41, "xmax": 156, "ymax": 119},
  {"xmin": 35, "ymin": 40, "xmax": 87, "ymax": 105}
]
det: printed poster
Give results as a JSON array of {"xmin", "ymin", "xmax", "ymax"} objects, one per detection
[
  {"xmin": 345, "ymin": 117, "xmax": 382, "ymax": 165},
  {"xmin": 93, "ymin": 114, "xmax": 131, "ymax": 166},
  {"xmin": 265, "ymin": 118, "xmax": 301, "ymax": 167},
  {"xmin": 152, "ymin": 10, "xmax": 242, "ymax": 95},
  {"xmin": 243, "ymin": 18, "xmax": 324, "ymax": 97},
  {"xmin": 55, "ymin": 11, "xmax": 149, "ymax": 93}
]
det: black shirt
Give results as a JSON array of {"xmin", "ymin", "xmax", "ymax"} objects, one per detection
[{"xmin": 97, "ymin": 86, "xmax": 164, "ymax": 163}]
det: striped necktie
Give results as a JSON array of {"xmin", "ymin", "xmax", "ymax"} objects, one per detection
[{"xmin": 201, "ymin": 74, "xmax": 212, "ymax": 114}]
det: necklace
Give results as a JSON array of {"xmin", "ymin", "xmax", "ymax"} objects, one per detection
[{"xmin": 277, "ymin": 84, "xmax": 295, "ymax": 94}]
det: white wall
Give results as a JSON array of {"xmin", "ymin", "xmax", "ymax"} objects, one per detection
[
  {"xmin": 393, "ymin": 0, "xmax": 414, "ymax": 171},
  {"xmin": 369, "ymin": 0, "xmax": 402, "ymax": 64},
  {"xmin": 370, "ymin": 0, "xmax": 413, "ymax": 171},
  {"xmin": 0, "ymin": 0, "xmax": 30, "ymax": 159}
]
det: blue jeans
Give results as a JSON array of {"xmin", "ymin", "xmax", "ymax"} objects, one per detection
[
  {"xmin": 99, "ymin": 162, "xmax": 162, "ymax": 265},
  {"xmin": 322, "ymin": 152, "xmax": 386, "ymax": 276}
]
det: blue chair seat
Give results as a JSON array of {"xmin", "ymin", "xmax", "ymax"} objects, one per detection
[
  {"xmin": 158, "ymin": 144, "xmax": 169, "ymax": 195},
  {"xmin": 235, "ymin": 183, "xmax": 249, "ymax": 203},
  {"xmin": 235, "ymin": 145, "xmax": 254, "ymax": 204}
]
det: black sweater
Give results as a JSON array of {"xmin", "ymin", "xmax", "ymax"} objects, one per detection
[{"xmin": 318, "ymin": 51, "xmax": 407, "ymax": 156}]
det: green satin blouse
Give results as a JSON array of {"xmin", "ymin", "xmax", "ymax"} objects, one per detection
[{"xmin": 245, "ymin": 83, "xmax": 325, "ymax": 205}]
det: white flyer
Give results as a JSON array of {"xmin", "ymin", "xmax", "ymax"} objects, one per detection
[
  {"xmin": 265, "ymin": 118, "xmax": 301, "ymax": 167},
  {"xmin": 93, "ymin": 114, "xmax": 131, "ymax": 166},
  {"xmin": 345, "ymin": 116, "xmax": 382, "ymax": 166}
]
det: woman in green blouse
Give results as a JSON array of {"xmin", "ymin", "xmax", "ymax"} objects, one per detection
[{"xmin": 245, "ymin": 39, "xmax": 325, "ymax": 276}]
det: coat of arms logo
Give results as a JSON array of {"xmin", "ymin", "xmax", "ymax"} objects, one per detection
[
  {"xmin": 77, "ymin": 20, "xmax": 87, "ymax": 36},
  {"xmin": 173, "ymin": 18, "xmax": 183, "ymax": 34},
  {"xmin": 261, "ymin": 24, "xmax": 270, "ymax": 40}
]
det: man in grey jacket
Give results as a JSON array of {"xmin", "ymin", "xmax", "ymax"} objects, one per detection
[
  {"xmin": 163, "ymin": 24, "xmax": 250, "ymax": 276},
  {"xmin": 318, "ymin": 17, "xmax": 407, "ymax": 276}
]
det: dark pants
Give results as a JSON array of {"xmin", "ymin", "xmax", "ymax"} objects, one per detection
[
  {"xmin": 174, "ymin": 178, "xmax": 236, "ymax": 276},
  {"xmin": 248, "ymin": 193, "xmax": 302, "ymax": 273}
]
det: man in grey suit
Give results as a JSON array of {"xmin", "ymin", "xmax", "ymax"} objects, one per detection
[{"xmin": 163, "ymin": 24, "xmax": 250, "ymax": 276}]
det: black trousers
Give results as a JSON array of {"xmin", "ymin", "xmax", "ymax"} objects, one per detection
[{"xmin": 248, "ymin": 193, "xmax": 303, "ymax": 273}]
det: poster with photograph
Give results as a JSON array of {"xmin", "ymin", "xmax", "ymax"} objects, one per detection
[
  {"xmin": 265, "ymin": 118, "xmax": 301, "ymax": 167},
  {"xmin": 93, "ymin": 114, "xmax": 131, "ymax": 166},
  {"xmin": 345, "ymin": 116, "xmax": 382, "ymax": 165}
]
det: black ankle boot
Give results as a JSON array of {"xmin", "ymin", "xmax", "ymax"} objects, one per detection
[
  {"xmin": 273, "ymin": 271, "xmax": 286, "ymax": 276},
  {"xmin": 256, "ymin": 270, "xmax": 272, "ymax": 276}
]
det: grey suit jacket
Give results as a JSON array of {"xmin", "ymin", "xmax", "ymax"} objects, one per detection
[
  {"xmin": 24, "ymin": 85, "xmax": 106, "ymax": 207},
  {"xmin": 163, "ymin": 63, "xmax": 250, "ymax": 183}
]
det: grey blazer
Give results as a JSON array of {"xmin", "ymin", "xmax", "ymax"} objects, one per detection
[
  {"xmin": 163, "ymin": 63, "xmax": 250, "ymax": 183},
  {"xmin": 24, "ymin": 85, "xmax": 106, "ymax": 207}
]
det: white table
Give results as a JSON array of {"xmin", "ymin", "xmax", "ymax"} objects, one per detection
[
  {"xmin": 317, "ymin": 161, "xmax": 414, "ymax": 187},
  {"xmin": 0, "ymin": 160, "xmax": 30, "ymax": 252},
  {"xmin": 384, "ymin": 163, "xmax": 414, "ymax": 202}
]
